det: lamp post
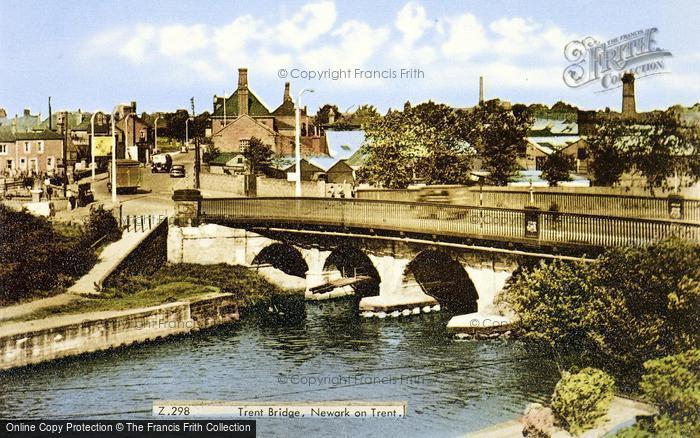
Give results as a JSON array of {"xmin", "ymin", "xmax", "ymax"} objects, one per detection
[
  {"xmin": 154, "ymin": 115, "xmax": 161, "ymax": 158},
  {"xmin": 90, "ymin": 110, "xmax": 103, "ymax": 181},
  {"xmin": 295, "ymin": 88, "xmax": 314, "ymax": 197},
  {"xmin": 185, "ymin": 118, "xmax": 189, "ymax": 147},
  {"xmin": 110, "ymin": 106, "xmax": 119, "ymax": 204}
]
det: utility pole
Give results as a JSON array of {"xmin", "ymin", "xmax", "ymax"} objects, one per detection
[
  {"xmin": 60, "ymin": 111, "xmax": 68, "ymax": 196},
  {"xmin": 191, "ymin": 97, "xmax": 200, "ymax": 189},
  {"xmin": 48, "ymin": 97, "xmax": 52, "ymax": 130}
]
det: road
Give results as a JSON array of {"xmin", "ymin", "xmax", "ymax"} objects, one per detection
[{"xmin": 92, "ymin": 151, "xmax": 195, "ymax": 216}]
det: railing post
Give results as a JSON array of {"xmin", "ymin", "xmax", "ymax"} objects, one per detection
[
  {"xmin": 524, "ymin": 206, "xmax": 540, "ymax": 240},
  {"xmin": 172, "ymin": 189, "xmax": 203, "ymax": 227},
  {"xmin": 668, "ymin": 194, "xmax": 684, "ymax": 220}
]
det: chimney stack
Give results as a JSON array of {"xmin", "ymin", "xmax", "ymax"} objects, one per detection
[
  {"xmin": 130, "ymin": 101, "xmax": 137, "ymax": 114},
  {"xmin": 479, "ymin": 76, "xmax": 484, "ymax": 104},
  {"xmin": 283, "ymin": 82, "xmax": 291, "ymax": 102},
  {"xmin": 621, "ymin": 73, "xmax": 636, "ymax": 117},
  {"xmin": 237, "ymin": 68, "xmax": 249, "ymax": 116},
  {"xmin": 23, "ymin": 108, "xmax": 30, "ymax": 117}
]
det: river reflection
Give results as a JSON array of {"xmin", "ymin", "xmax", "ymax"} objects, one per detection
[{"xmin": 0, "ymin": 299, "xmax": 559, "ymax": 437}]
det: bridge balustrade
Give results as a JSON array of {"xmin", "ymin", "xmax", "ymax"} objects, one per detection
[{"xmin": 198, "ymin": 197, "xmax": 700, "ymax": 248}]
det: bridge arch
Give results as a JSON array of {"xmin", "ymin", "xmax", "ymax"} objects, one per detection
[
  {"xmin": 405, "ymin": 250, "xmax": 478, "ymax": 313},
  {"xmin": 323, "ymin": 245, "xmax": 380, "ymax": 297},
  {"xmin": 252, "ymin": 243, "xmax": 309, "ymax": 278}
]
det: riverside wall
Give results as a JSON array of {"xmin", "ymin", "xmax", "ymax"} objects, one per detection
[{"xmin": 0, "ymin": 293, "xmax": 239, "ymax": 371}]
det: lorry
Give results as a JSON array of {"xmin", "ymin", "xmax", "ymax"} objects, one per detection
[{"xmin": 107, "ymin": 159, "xmax": 142, "ymax": 194}]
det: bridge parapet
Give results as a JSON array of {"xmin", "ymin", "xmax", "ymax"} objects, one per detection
[{"xmin": 173, "ymin": 189, "xmax": 203, "ymax": 227}]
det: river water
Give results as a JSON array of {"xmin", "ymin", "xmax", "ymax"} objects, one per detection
[{"xmin": 0, "ymin": 300, "xmax": 559, "ymax": 437}]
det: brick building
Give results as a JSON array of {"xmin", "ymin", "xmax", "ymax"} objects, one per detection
[
  {"xmin": 0, "ymin": 130, "xmax": 64, "ymax": 177},
  {"xmin": 210, "ymin": 68, "xmax": 327, "ymax": 157}
]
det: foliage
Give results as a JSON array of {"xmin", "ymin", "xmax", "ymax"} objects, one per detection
[
  {"xmin": 586, "ymin": 118, "xmax": 633, "ymax": 186},
  {"xmin": 0, "ymin": 205, "xmax": 97, "ymax": 304},
  {"xmin": 242, "ymin": 137, "xmax": 274, "ymax": 174},
  {"xmin": 550, "ymin": 368, "xmax": 615, "ymax": 434},
  {"xmin": 359, "ymin": 101, "xmax": 473, "ymax": 188},
  {"xmin": 83, "ymin": 205, "xmax": 121, "ymax": 246},
  {"xmin": 203, "ymin": 144, "xmax": 221, "ymax": 164},
  {"xmin": 508, "ymin": 260, "xmax": 597, "ymax": 355},
  {"xmin": 640, "ymin": 349, "xmax": 700, "ymax": 435},
  {"xmin": 465, "ymin": 101, "xmax": 533, "ymax": 185},
  {"xmin": 587, "ymin": 110, "xmax": 700, "ymax": 189},
  {"xmin": 506, "ymin": 238, "xmax": 700, "ymax": 380},
  {"xmin": 338, "ymin": 104, "xmax": 381, "ymax": 128},
  {"xmin": 106, "ymin": 263, "xmax": 293, "ymax": 308},
  {"xmin": 541, "ymin": 152, "xmax": 574, "ymax": 186},
  {"xmin": 314, "ymin": 104, "xmax": 340, "ymax": 126}
]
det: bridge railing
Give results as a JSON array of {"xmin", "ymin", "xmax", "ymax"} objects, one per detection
[{"xmin": 199, "ymin": 197, "xmax": 700, "ymax": 248}]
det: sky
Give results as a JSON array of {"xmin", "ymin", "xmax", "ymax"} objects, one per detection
[{"xmin": 1, "ymin": 0, "xmax": 698, "ymax": 118}]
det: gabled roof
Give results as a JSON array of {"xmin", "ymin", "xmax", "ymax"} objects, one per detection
[
  {"xmin": 283, "ymin": 158, "xmax": 324, "ymax": 174},
  {"xmin": 213, "ymin": 113, "xmax": 277, "ymax": 137},
  {"xmin": 0, "ymin": 130, "xmax": 64, "ymax": 141},
  {"xmin": 327, "ymin": 159, "xmax": 353, "ymax": 173},
  {"xmin": 212, "ymin": 89, "xmax": 271, "ymax": 118},
  {"xmin": 272, "ymin": 99, "xmax": 295, "ymax": 117},
  {"xmin": 309, "ymin": 130, "xmax": 365, "ymax": 170},
  {"xmin": 210, "ymin": 152, "xmax": 246, "ymax": 165}
]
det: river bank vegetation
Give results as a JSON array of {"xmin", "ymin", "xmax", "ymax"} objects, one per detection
[
  {"xmin": 506, "ymin": 237, "xmax": 699, "ymax": 436},
  {"xmin": 0, "ymin": 205, "xmax": 120, "ymax": 305},
  {"xmin": 1, "ymin": 263, "xmax": 301, "ymax": 325}
]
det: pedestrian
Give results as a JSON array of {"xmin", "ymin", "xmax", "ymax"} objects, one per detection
[
  {"xmin": 46, "ymin": 184, "xmax": 53, "ymax": 201},
  {"xmin": 67, "ymin": 188, "xmax": 76, "ymax": 210}
]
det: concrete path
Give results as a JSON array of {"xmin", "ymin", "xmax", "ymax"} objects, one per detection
[{"xmin": 0, "ymin": 221, "xmax": 163, "ymax": 323}]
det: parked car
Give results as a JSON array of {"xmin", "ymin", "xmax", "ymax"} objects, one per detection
[{"xmin": 170, "ymin": 164, "xmax": 186, "ymax": 178}]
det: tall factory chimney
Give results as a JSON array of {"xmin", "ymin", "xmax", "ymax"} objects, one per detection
[
  {"xmin": 621, "ymin": 73, "xmax": 636, "ymax": 117},
  {"xmin": 237, "ymin": 68, "xmax": 249, "ymax": 116}
]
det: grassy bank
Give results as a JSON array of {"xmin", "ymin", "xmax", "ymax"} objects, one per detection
[{"xmin": 1, "ymin": 263, "xmax": 303, "ymax": 325}]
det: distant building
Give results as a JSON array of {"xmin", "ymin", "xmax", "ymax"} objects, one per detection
[
  {"xmin": 283, "ymin": 158, "xmax": 324, "ymax": 181},
  {"xmin": 326, "ymin": 159, "xmax": 355, "ymax": 184},
  {"xmin": 210, "ymin": 68, "xmax": 327, "ymax": 157},
  {"xmin": 0, "ymin": 130, "xmax": 64, "ymax": 177},
  {"xmin": 0, "ymin": 108, "xmax": 42, "ymax": 132},
  {"xmin": 209, "ymin": 152, "xmax": 247, "ymax": 175}
]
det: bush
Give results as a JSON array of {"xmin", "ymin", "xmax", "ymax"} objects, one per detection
[
  {"xmin": 83, "ymin": 205, "xmax": 121, "ymax": 246},
  {"xmin": 0, "ymin": 205, "xmax": 97, "ymax": 303},
  {"xmin": 640, "ymin": 349, "xmax": 700, "ymax": 435},
  {"xmin": 506, "ymin": 238, "xmax": 700, "ymax": 380},
  {"xmin": 551, "ymin": 367, "xmax": 615, "ymax": 434}
]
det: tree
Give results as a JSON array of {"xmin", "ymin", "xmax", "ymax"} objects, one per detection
[
  {"xmin": 465, "ymin": 101, "xmax": 532, "ymax": 185},
  {"xmin": 314, "ymin": 104, "xmax": 340, "ymax": 126},
  {"xmin": 341, "ymin": 104, "xmax": 381, "ymax": 128},
  {"xmin": 541, "ymin": 151, "xmax": 574, "ymax": 186},
  {"xmin": 358, "ymin": 101, "xmax": 473, "ymax": 188},
  {"xmin": 506, "ymin": 238, "xmax": 700, "ymax": 380},
  {"xmin": 243, "ymin": 137, "xmax": 274, "ymax": 174},
  {"xmin": 586, "ymin": 117, "xmax": 632, "ymax": 186}
]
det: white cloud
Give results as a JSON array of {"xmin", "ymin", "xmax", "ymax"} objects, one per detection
[
  {"xmin": 275, "ymin": 1, "xmax": 337, "ymax": 49},
  {"xmin": 159, "ymin": 25, "xmax": 208, "ymax": 56},
  {"xmin": 440, "ymin": 14, "xmax": 488, "ymax": 59},
  {"xmin": 396, "ymin": 2, "xmax": 432, "ymax": 44},
  {"xmin": 119, "ymin": 25, "xmax": 155, "ymax": 63},
  {"xmin": 301, "ymin": 20, "xmax": 389, "ymax": 69}
]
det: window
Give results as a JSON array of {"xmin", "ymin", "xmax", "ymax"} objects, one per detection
[
  {"xmin": 37, "ymin": 141, "xmax": 44, "ymax": 153},
  {"xmin": 24, "ymin": 142, "xmax": 30, "ymax": 153},
  {"xmin": 47, "ymin": 157, "xmax": 53, "ymax": 168},
  {"xmin": 239, "ymin": 139, "xmax": 250, "ymax": 152},
  {"xmin": 535, "ymin": 156, "xmax": 546, "ymax": 170},
  {"xmin": 237, "ymin": 157, "xmax": 244, "ymax": 164},
  {"xmin": 577, "ymin": 148, "xmax": 588, "ymax": 160},
  {"xmin": 6, "ymin": 159, "xmax": 13, "ymax": 170},
  {"xmin": 0, "ymin": 144, "xmax": 7, "ymax": 155}
]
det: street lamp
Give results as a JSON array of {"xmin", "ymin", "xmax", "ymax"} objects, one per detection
[
  {"xmin": 295, "ymin": 88, "xmax": 314, "ymax": 197},
  {"xmin": 154, "ymin": 115, "xmax": 161, "ymax": 158},
  {"xmin": 110, "ymin": 106, "xmax": 120, "ymax": 204},
  {"xmin": 90, "ymin": 110, "xmax": 104, "ymax": 181},
  {"xmin": 185, "ymin": 118, "xmax": 189, "ymax": 146}
]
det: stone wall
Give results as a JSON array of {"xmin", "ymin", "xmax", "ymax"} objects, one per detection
[{"xmin": 0, "ymin": 293, "xmax": 239, "ymax": 371}]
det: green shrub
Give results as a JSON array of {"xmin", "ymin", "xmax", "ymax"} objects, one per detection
[
  {"xmin": 83, "ymin": 205, "xmax": 121, "ymax": 246},
  {"xmin": 551, "ymin": 367, "xmax": 615, "ymax": 434},
  {"xmin": 506, "ymin": 238, "xmax": 700, "ymax": 380},
  {"xmin": 0, "ymin": 205, "xmax": 98, "ymax": 303},
  {"xmin": 640, "ymin": 349, "xmax": 700, "ymax": 436}
]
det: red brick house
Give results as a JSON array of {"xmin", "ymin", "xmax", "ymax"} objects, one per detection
[
  {"xmin": 210, "ymin": 68, "xmax": 327, "ymax": 157},
  {"xmin": 0, "ymin": 130, "xmax": 64, "ymax": 177}
]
